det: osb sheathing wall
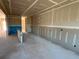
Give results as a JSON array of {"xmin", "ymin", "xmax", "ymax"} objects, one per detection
[
  {"xmin": 32, "ymin": 11, "xmax": 52, "ymax": 26},
  {"xmin": 7, "ymin": 16, "xmax": 21, "ymax": 25},
  {"xmin": 31, "ymin": 2, "xmax": 79, "ymax": 53},
  {"xmin": 32, "ymin": 2, "xmax": 79, "ymax": 27}
]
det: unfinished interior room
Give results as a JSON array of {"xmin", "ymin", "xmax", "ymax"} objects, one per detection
[{"xmin": 0, "ymin": 0, "xmax": 79, "ymax": 59}]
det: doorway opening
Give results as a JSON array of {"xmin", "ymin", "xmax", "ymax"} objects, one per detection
[{"xmin": 0, "ymin": 9, "xmax": 7, "ymax": 37}]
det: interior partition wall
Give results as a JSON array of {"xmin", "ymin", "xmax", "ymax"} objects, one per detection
[{"xmin": 31, "ymin": 2, "xmax": 79, "ymax": 53}]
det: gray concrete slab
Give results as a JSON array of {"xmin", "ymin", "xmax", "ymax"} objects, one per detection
[{"xmin": 0, "ymin": 34, "xmax": 79, "ymax": 59}]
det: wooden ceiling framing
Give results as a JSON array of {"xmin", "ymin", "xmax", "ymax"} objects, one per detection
[{"xmin": 0, "ymin": 0, "xmax": 78, "ymax": 16}]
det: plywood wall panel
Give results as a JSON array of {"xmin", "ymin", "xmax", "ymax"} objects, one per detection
[
  {"xmin": 7, "ymin": 16, "xmax": 21, "ymax": 25},
  {"xmin": 53, "ymin": 2, "xmax": 79, "ymax": 27},
  {"xmin": 32, "ymin": 11, "xmax": 52, "ymax": 26},
  {"xmin": 53, "ymin": 5, "xmax": 70, "ymax": 26},
  {"xmin": 32, "ymin": 2, "xmax": 79, "ymax": 27}
]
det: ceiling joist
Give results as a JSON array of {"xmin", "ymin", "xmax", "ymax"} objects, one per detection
[
  {"xmin": 31, "ymin": 0, "xmax": 79, "ymax": 16},
  {"xmin": 0, "ymin": 0, "xmax": 8, "ymax": 14},
  {"xmin": 8, "ymin": 0, "xmax": 12, "ymax": 14},
  {"xmin": 49, "ymin": 0, "xmax": 58, "ymax": 5},
  {"xmin": 22, "ymin": 0, "xmax": 38, "ymax": 15},
  {"xmin": 33, "ymin": 0, "xmax": 68, "ymax": 15}
]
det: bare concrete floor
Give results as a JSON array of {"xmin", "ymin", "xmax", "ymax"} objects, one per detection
[{"xmin": 0, "ymin": 33, "xmax": 79, "ymax": 59}]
